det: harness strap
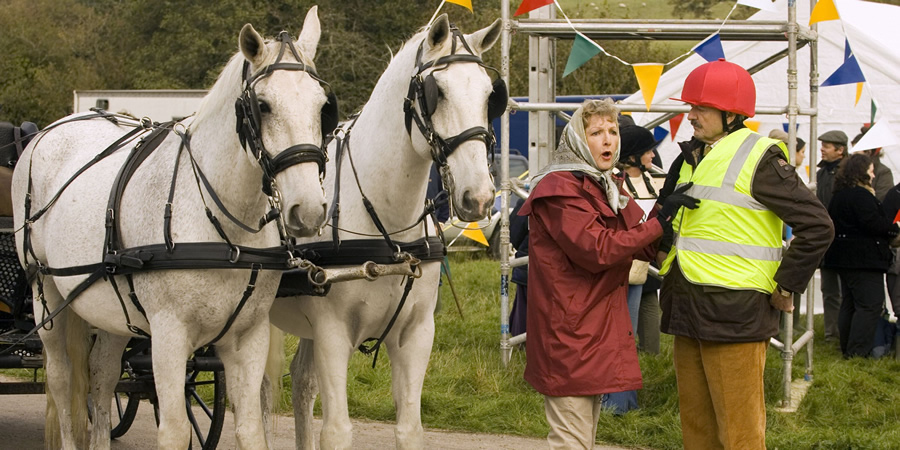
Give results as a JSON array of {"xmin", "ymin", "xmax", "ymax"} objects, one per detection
[
  {"xmin": 206, "ymin": 263, "xmax": 261, "ymax": 346},
  {"xmin": 105, "ymin": 124, "xmax": 174, "ymax": 257},
  {"xmin": 357, "ymin": 274, "xmax": 416, "ymax": 368},
  {"xmin": 296, "ymin": 236, "xmax": 445, "ymax": 266}
]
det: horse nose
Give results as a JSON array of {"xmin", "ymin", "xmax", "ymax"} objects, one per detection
[
  {"xmin": 287, "ymin": 202, "xmax": 327, "ymax": 237},
  {"xmin": 460, "ymin": 188, "xmax": 494, "ymax": 219}
]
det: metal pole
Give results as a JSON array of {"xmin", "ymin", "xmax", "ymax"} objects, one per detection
[
  {"xmin": 779, "ymin": 0, "xmax": 799, "ymax": 410},
  {"xmin": 806, "ymin": 0, "xmax": 821, "ymax": 383},
  {"xmin": 499, "ymin": 0, "xmax": 513, "ymax": 367}
]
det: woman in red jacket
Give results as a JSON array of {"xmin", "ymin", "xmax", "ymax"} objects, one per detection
[{"xmin": 518, "ymin": 99, "xmax": 697, "ymax": 448}]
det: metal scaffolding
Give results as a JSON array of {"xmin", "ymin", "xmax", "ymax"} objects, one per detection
[{"xmin": 496, "ymin": 1, "xmax": 820, "ymax": 410}]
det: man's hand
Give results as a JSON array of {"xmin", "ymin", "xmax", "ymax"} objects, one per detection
[{"xmin": 769, "ymin": 289, "xmax": 794, "ymax": 312}]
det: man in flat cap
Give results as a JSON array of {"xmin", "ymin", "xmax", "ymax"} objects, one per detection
[{"xmin": 817, "ymin": 129, "xmax": 849, "ymax": 342}]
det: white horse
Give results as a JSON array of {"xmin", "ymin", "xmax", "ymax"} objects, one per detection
[
  {"xmin": 267, "ymin": 15, "xmax": 504, "ymax": 449},
  {"xmin": 12, "ymin": 7, "xmax": 331, "ymax": 449}
]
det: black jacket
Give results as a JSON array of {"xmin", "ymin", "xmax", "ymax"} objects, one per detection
[
  {"xmin": 816, "ymin": 159, "xmax": 842, "ymax": 208},
  {"xmin": 824, "ymin": 185, "xmax": 898, "ymax": 272}
]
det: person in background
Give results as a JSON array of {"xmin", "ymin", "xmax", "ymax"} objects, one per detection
[
  {"xmin": 601, "ymin": 124, "xmax": 663, "ymax": 413},
  {"xmin": 817, "ymin": 129, "xmax": 849, "ymax": 342},
  {"xmin": 519, "ymin": 98, "xmax": 697, "ymax": 449},
  {"xmin": 823, "ymin": 153, "xmax": 898, "ymax": 358},
  {"xmin": 880, "ymin": 181, "xmax": 900, "ymax": 321},
  {"xmin": 852, "ymin": 124, "xmax": 894, "ymax": 201},
  {"xmin": 507, "ymin": 195, "xmax": 528, "ymax": 337},
  {"xmin": 769, "ymin": 129, "xmax": 808, "ymax": 184},
  {"xmin": 661, "ymin": 59, "xmax": 833, "ymax": 449}
]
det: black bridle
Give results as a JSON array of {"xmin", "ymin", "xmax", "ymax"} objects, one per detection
[
  {"xmin": 403, "ymin": 25, "xmax": 508, "ymax": 193},
  {"xmin": 235, "ymin": 30, "xmax": 339, "ymax": 196}
]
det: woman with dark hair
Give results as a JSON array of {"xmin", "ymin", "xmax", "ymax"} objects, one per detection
[{"xmin": 823, "ymin": 153, "xmax": 899, "ymax": 358}]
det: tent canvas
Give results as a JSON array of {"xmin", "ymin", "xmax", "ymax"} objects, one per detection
[{"xmin": 623, "ymin": 0, "xmax": 900, "ymax": 185}]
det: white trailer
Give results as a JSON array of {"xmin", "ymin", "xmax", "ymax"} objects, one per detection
[{"xmin": 72, "ymin": 89, "xmax": 208, "ymax": 122}]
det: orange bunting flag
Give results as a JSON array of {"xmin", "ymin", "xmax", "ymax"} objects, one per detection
[
  {"xmin": 855, "ymin": 82, "xmax": 864, "ymax": 106},
  {"xmin": 809, "ymin": 0, "xmax": 840, "ymax": 25},
  {"xmin": 669, "ymin": 114, "xmax": 685, "ymax": 141},
  {"xmin": 515, "ymin": 0, "xmax": 555, "ymax": 16},
  {"xmin": 462, "ymin": 222, "xmax": 489, "ymax": 246},
  {"xmin": 632, "ymin": 64, "xmax": 664, "ymax": 111},
  {"xmin": 894, "ymin": 207, "xmax": 900, "ymax": 224},
  {"xmin": 446, "ymin": 0, "xmax": 473, "ymax": 12},
  {"xmin": 743, "ymin": 120, "xmax": 760, "ymax": 132}
]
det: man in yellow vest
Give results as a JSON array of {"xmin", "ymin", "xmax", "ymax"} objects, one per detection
[{"xmin": 659, "ymin": 59, "xmax": 834, "ymax": 449}]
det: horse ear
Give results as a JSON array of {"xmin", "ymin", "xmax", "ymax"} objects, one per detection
[
  {"xmin": 424, "ymin": 14, "xmax": 451, "ymax": 54},
  {"xmin": 467, "ymin": 18, "xmax": 502, "ymax": 55},
  {"xmin": 297, "ymin": 6, "xmax": 321, "ymax": 62},
  {"xmin": 239, "ymin": 24, "xmax": 267, "ymax": 65}
]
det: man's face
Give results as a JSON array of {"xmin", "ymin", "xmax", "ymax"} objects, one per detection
[
  {"xmin": 688, "ymin": 105, "xmax": 728, "ymax": 144},
  {"xmin": 820, "ymin": 142, "xmax": 844, "ymax": 162}
]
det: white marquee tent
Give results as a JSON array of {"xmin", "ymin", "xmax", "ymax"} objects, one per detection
[{"xmin": 623, "ymin": 0, "xmax": 900, "ymax": 182}]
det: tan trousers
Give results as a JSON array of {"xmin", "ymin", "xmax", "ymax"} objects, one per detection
[
  {"xmin": 544, "ymin": 395, "xmax": 604, "ymax": 449},
  {"xmin": 673, "ymin": 336, "xmax": 768, "ymax": 450}
]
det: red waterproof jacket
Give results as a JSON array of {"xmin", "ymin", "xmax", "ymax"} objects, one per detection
[{"xmin": 519, "ymin": 171, "xmax": 662, "ymax": 396}]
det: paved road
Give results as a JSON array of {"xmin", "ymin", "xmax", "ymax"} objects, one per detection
[{"xmin": 0, "ymin": 384, "xmax": 633, "ymax": 449}]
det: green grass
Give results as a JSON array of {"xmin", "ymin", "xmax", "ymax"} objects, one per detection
[{"xmin": 275, "ymin": 253, "xmax": 900, "ymax": 449}]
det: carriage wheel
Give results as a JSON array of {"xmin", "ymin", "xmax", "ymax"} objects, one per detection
[
  {"xmin": 150, "ymin": 347, "xmax": 226, "ymax": 450},
  {"xmin": 109, "ymin": 385, "xmax": 141, "ymax": 438}
]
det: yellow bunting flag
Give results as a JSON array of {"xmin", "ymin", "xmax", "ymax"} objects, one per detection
[
  {"xmin": 809, "ymin": 0, "xmax": 839, "ymax": 25},
  {"xmin": 855, "ymin": 82, "xmax": 864, "ymax": 106},
  {"xmin": 632, "ymin": 64, "xmax": 664, "ymax": 111},
  {"xmin": 446, "ymin": 0, "xmax": 473, "ymax": 12},
  {"xmin": 462, "ymin": 222, "xmax": 489, "ymax": 246},
  {"xmin": 743, "ymin": 120, "xmax": 760, "ymax": 132}
]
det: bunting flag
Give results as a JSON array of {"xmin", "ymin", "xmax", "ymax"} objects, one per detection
[
  {"xmin": 782, "ymin": 122, "xmax": 799, "ymax": 133},
  {"xmin": 743, "ymin": 120, "xmax": 760, "ymax": 132},
  {"xmin": 809, "ymin": 0, "xmax": 840, "ymax": 25},
  {"xmin": 632, "ymin": 63, "xmax": 664, "ymax": 111},
  {"xmin": 669, "ymin": 114, "xmax": 685, "ymax": 141},
  {"xmin": 653, "ymin": 126, "xmax": 669, "ymax": 142},
  {"xmin": 852, "ymin": 121, "xmax": 898, "ymax": 152},
  {"xmin": 563, "ymin": 33, "xmax": 602, "ymax": 77},
  {"xmin": 515, "ymin": 0, "xmax": 555, "ymax": 16},
  {"xmin": 893, "ymin": 207, "xmax": 900, "ymax": 224},
  {"xmin": 872, "ymin": 100, "xmax": 877, "ymax": 125},
  {"xmin": 693, "ymin": 34, "xmax": 725, "ymax": 62},
  {"xmin": 820, "ymin": 56, "xmax": 865, "ymax": 86},
  {"xmin": 462, "ymin": 222, "xmax": 489, "ymax": 246},
  {"xmin": 737, "ymin": 0, "xmax": 778, "ymax": 12},
  {"xmin": 855, "ymin": 82, "xmax": 864, "ymax": 106},
  {"xmin": 446, "ymin": 0, "xmax": 473, "ymax": 12}
]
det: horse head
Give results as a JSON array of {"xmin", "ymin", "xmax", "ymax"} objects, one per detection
[
  {"xmin": 407, "ymin": 15, "xmax": 505, "ymax": 222},
  {"xmin": 235, "ymin": 7, "xmax": 334, "ymax": 237}
]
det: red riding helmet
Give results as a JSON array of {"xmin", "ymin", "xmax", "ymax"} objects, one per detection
[{"xmin": 671, "ymin": 59, "xmax": 756, "ymax": 117}]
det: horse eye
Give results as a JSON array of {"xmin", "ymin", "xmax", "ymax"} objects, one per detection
[{"xmin": 258, "ymin": 101, "xmax": 271, "ymax": 113}]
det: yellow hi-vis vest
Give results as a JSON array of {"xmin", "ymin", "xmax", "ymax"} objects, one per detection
[{"xmin": 659, "ymin": 128, "xmax": 788, "ymax": 294}]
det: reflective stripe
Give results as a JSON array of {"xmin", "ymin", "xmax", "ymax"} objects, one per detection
[
  {"xmin": 678, "ymin": 236, "xmax": 782, "ymax": 261},
  {"xmin": 722, "ymin": 133, "xmax": 761, "ymax": 188},
  {"xmin": 680, "ymin": 133, "xmax": 764, "ymax": 210},
  {"xmin": 686, "ymin": 185, "xmax": 767, "ymax": 210}
]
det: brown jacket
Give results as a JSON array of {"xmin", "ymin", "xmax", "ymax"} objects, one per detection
[{"xmin": 660, "ymin": 142, "xmax": 834, "ymax": 342}]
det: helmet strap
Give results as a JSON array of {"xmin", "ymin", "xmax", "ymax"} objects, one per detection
[{"xmin": 722, "ymin": 111, "xmax": 747, "ymax": 134}]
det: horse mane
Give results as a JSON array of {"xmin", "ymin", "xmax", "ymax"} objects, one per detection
[{"xmin": 193, "ymin": 35, "xmax": 317, "ymax": 128}]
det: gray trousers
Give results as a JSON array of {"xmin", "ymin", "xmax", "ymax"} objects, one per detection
[{"xmin": 820, "ymin": 268, "xmax": 842, "ymax": 339}]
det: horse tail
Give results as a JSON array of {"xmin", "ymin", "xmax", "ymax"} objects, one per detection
[
  {"xmin": 43, "ymin": 311, "xmax": 92, "ymax": 449},
  {"xmin": 264, "ymin": 325, "xmax": 286, "ymax": 412},
  {"xmin": 67, "ymin": 311, "xmax": 92, "ymax": 447}
]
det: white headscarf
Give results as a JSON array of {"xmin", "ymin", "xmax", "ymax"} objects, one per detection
[{"xmin": 531, "ymin": 106, "xmax": 629, "ymax": 213}]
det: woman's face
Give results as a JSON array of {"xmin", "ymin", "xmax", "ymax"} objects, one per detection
[
  {"xmin": 640, "ymin": 149, "xmax": 655, "ymax": 170},
  {"xmin": 868, "ymin": 164, "xmax": 875, "ymax": 184},
  {"xmin": 794, "ymin": 144, "xmax": 806, "ymax": 167},
  {"xmin": 585, "ymin": 114, "xmax": 619, "ymax": 171}
]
